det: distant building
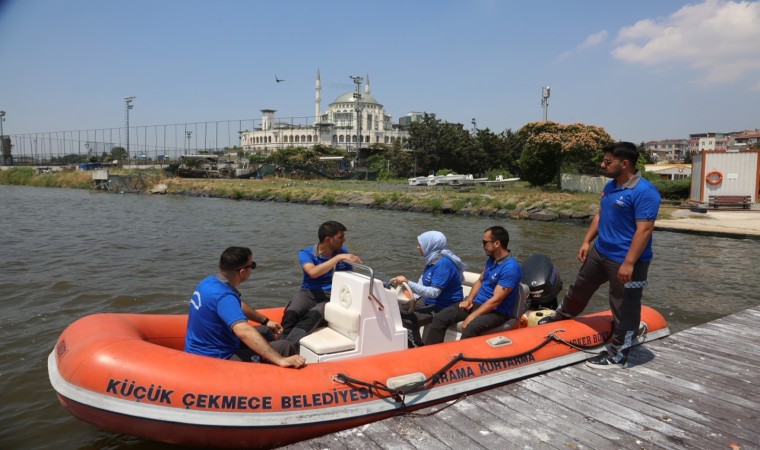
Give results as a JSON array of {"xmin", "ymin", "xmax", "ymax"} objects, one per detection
[
  {"xmin": 644, "ymin": 139, "xmax": 688, "ymax": 162},
  {"xmin": 687, "ymin": 130, "xmax": 760, "ymax": 154},
  {"xmin": 644, "ymin": 163, "xmax": 691, "ymax": 180},
  {"xmin": 239, "ymin": 71, "xmax": 417, "ymax": 156},
  {"xmin": 730, "ymin": 129, "xmax": 760, "ymax": 150}
]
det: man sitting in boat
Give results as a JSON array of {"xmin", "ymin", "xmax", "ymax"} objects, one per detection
[
  {"xmin": 391, "ymin": 230, "xmax": 466, "ymax": 346},
  {"xmin": 424, "ymin": 226, "xmax": 522, "ymax": 345},
  {"xmin": 184, "ymin": 246, "xmax": 306, "ymax": 368},
  {"xmin": 280, "ymin": 221, "xmax": 362, "ymax": 345}
]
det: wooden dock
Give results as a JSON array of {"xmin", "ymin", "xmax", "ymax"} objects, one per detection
[{"xmin": 286, "ymin": 306, "xmax": 760, "ymax": 449}]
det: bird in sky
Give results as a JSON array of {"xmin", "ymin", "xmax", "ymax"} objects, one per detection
[{"xmin": 275, "ymin": 74, "xmax": 285, "ymax": 83}]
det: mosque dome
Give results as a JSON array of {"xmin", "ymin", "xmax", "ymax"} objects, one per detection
[{"xmin": 330, "ymin": 91, "xmax": 381, "ymax": 106}]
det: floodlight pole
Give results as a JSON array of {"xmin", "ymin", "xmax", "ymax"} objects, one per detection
[
  {"xmin": 124, "ymin": 97, "xmax": 136, "ymax": 156},
  {"xmin": 350, "ymin": 75, "xmax": 363, "ymax": 174}
]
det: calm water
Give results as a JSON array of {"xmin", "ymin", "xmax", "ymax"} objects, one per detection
[{"xmin": 1, "ymin": 185, "xmax": 759, "ymax": 449}]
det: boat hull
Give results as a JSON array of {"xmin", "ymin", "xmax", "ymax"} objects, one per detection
[{"xmin": 49, "ymin": 307, "xmax": 669, "ymax": 448}]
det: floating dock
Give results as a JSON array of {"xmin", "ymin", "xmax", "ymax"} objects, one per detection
[{"xmin": 286, "ymin": 305, "xmax": 760, "ymax": 449}]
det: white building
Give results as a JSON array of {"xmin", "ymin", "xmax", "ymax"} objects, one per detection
[{"xmin": 240, "ymin": 71, "xmax": 413, "ymax": 156}]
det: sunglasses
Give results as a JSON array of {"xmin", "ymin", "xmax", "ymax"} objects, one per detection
[
  {"xmin": 482, "ymin": 240, "xmax": 494, "ymax": 246},
  {"xmin": 239, "ymin": 261, "xmax": 257, "ymax": 271}
]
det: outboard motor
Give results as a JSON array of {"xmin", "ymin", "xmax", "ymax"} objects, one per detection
[{"xmin": 521, "ymin": 254, "xmax": 563, "ymax": 310}]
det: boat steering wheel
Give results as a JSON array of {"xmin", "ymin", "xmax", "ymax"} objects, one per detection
[{"xmin": 391, "ymin": 280, "xmax": 416, "ymax": 314}]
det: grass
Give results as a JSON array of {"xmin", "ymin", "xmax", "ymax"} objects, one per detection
[{"xmin": 0, "ymin": 169, "xmax": 629, "ymax": 218}]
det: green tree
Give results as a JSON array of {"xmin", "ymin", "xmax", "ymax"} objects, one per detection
[
  {"xmin": 517, "ymin": 121, "xmax": 614, "ymax": 187},
  {"xmin": 407, "ymin": 113, "xmax": 481, "ymax": 175},
  {"xmin": 111, "ymin": 146, "xmax": 128, "ymax": 161},
  {"xmin": 472, "ymin": 128, "xmax": 520, "ymax": 176}
]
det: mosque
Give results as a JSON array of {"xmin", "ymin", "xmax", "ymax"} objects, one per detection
[{"xmin": 239, "ymin": 71, "xmax": 420, "ymax": 156}]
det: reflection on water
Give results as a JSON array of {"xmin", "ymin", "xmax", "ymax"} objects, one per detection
[{"xmin": 1, "ymin": 185, "xmax": 758, "ymax": 449}]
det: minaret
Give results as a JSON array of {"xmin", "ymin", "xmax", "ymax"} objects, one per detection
[
  {"xmin": 365, "ymin": 73, "xmax": 371, "ymax": 95},
  {"xmin": 315, "ymin": 69, "xmax": 322, "ymax": 124}
]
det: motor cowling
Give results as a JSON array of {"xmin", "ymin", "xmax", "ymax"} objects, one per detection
[{"xmin": 521, "ymin": 254, "xmax": 562, "ymax": 309}]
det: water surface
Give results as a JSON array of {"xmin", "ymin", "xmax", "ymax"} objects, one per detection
[{"xmin": 1, "ymin": 185, "xmax": 758, "ymax": 449}]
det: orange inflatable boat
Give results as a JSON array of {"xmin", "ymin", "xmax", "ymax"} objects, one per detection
[{"xmin": 49, "ymin": 268, "xmax": 669, "ymax": 448}]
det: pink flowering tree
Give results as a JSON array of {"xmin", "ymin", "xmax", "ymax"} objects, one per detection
[{"xmin": 517, "ymin": 121, "xmax": 613, "ymax": 187}]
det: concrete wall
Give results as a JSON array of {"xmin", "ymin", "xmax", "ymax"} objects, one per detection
[{"xmin": 561, "ymin": 173, "xmax": 607, "ymax": 194}]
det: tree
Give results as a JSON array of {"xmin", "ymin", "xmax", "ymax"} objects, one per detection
[
  {"xmin": 517, "ymin": 121, "xmax": 614, "ymax": 187},
  {"xmin": 111, "ymin": 146, "xmax": 128, "ymax": 161},
  {"xmin": 407, "ymin": 113, "xmax": 482, "ymax": 175},
  {"xmin": 473, "ymin": 128, "xmax": 520, "ymax": 176}
]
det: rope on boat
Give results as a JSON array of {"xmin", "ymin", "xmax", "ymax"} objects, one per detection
[
  {"xmin": 334, "ymin": 323, "xmax": 630, "ymax": 413},
  {"xmin": 334, "ymin": 321, "xmax": 652, "ymax": 420}
]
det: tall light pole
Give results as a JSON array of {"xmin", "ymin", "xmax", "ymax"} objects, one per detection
[
  {"xmin": 124, "ymin": 96, "xmax": 136, "ymax": 157},
  {"xmin": 186, "ymin": 131, "xmax": 192, "ymax": 153},
  {"xmin": 350, "ymin": 75, "xmax": 363, "ymax": 172},
  {"xmin": 541, "ymin": 86, "xmax": 551, "ymax": 121},
  {"xmin": 0, "ymin": 111, "xmax": 7, "ymax": 166}
]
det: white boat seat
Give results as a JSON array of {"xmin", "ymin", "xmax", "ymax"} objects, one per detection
[
  {"xmin": 299, "ymin": 271, "xmax": 407, "ymax": 363},
  {"xmin": 446, "ymin": 282, "xmax": 530, "ymax": 342},
  {"xmin": 299, "ymin": 302, "xmax": 359, "ymax": 355},
  {"xmin": 461, "ymin": 271, "xmax": 480, "ymax": 297}
]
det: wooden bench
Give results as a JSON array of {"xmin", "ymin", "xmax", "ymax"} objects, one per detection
[{"xmin": 707, "ymin": 195, "xmax": 752, "ymax": 209}]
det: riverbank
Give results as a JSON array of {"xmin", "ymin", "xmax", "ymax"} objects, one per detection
[
  {"xmin": 6, "ymin": 168, "xmax": 759, "ymax": 238},
  {"xmin": 0, "ymin": 167, "xmax": 604, "ymax": 221}
]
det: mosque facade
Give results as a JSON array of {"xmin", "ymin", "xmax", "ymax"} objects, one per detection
[{"xmin": 239, "ymin": 71, "xmax": 418, "ymax": 156}]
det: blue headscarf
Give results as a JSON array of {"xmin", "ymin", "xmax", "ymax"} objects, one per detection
[{"xmin": 417, "ymin": 231, "xmax": 466, "ymax": 281}]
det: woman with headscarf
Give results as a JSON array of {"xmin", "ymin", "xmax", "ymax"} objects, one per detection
[{"xmin": 392, "ymin": 231, "xmax": 466, "ymax": 346}]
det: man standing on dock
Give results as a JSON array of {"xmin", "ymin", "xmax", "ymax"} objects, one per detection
[{"xmin": 539, "ymin": 141, "xmax": 661, "ymax": 369}]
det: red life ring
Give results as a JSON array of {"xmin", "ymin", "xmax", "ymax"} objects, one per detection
[{"xmin": 705, "ymin": 170, "xmax": 723, "ymax": 185}]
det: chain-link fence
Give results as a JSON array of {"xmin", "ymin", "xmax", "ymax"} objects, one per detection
[{"xmin": 3, "ymin": 117, "xmax": 316, "ymax": 165}]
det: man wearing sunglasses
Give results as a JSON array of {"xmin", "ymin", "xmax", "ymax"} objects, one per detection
[
  {"xmin": 424, "ymin": 225, "xmax": 522, "ymax": 345},
  {"xmin": 185, "ymin": 246, "xmax": 305, "ymax": 368},
  {"xmin": 538, "ymin": 141, "xmax": 661, "ymax": 370}
]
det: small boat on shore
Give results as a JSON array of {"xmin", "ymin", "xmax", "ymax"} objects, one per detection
[{"xmin": 49, "ymin": 264, "xmax": 669, "ymax": 448}]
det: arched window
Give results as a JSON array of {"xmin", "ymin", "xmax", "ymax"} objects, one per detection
[
  {"xmin": 295, "ymin": 135, "xmax": 300, "ymax": 143},
  {"xmin": 339, "ymin": 135, "xmax": 344, "ymax": 143}
]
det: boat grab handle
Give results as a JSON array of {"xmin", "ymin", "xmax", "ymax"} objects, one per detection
[{"xmin": 350, "ymin": 263, "xmax": 384, "ymax": 311}]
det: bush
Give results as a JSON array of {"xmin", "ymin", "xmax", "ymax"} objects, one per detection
[
  {"xmin": 0, "ymin": 167, "xmax": 36, "ymax": 185},
  {"xmin": 643, "ymin": 172, "xmax": 691, "ymax": 200}
]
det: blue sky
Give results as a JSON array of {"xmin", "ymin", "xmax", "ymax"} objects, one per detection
[{"xmin": 1, "ymin": 0, "xmax": 759, "ymax": 144}]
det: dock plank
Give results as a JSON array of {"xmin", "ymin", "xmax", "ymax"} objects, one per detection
[{"xmin": 284, "ymin": 305, "xmax": 760, "ymax": 449}]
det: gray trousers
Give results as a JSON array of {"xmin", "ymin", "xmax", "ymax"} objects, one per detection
[
  {"xmin": 423, "ymin": 303, "xmax": 508, "ymax": 345},
  {"xmin": 234, "ymin": 325, "xmax": 297, "ymax": 362},
  {"xmin": 557, "ymin": 245, "xmax": 649, "ymax": 360}
]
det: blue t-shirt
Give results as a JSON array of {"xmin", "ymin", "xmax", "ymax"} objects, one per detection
[
  {"xmin": 596, "ymin": 172, "xmax": 661, "ymax": 263},
  {"xmin": 473, "ymin": 255, "xmax": 522, "ymax": 316},
  {"xmin": 299, "ymin": 244, "xmax": 352, "ymax": 291},
  {"xmin": 421, "ymin": 256, "xmax": 464, "ymax": 310},
  {"xmin": 184, "ymin": 275, "xmax": 247, "ymax": 359}
]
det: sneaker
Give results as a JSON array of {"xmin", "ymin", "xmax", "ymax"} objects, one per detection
[
  {"xmin": 586, "ymin": 351, "xmax": 627, "ymax": 369},
  {"xmin": 537, "ymin": 312, "xmax": 565, "ymax": 325}
]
